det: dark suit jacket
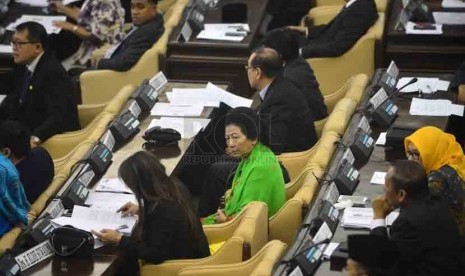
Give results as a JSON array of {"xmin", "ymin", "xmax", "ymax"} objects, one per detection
[
  {"xmin": 371, "ymin": 198, "xmax": 462, "ymax": 276},
  {"xmin": 284, "ymin": 57, "xmax": 327, "ymax": 120},
  {"xmin": 256, "ymin": 73, "xmax": 317, "ymax": 154},
  {"xmin": 0, "ymin": 52, "xmax": 80, "ymax": 141},
  {"xmin": 97, "ymin": 13, "xmax": 164, "ymax": 71},
  {"xmin": 301, "ymin": 0, "xmax": 378, "ymax": 58}
]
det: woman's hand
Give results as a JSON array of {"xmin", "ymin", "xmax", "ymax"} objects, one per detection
[
  {"xmin": 91, "ymin": 229, "xmax": 123, "ymax": 246},
  {"xmin": 213, "ymin": 209, "xmax": 228, "ymax": 223},
  {"xmin": 117, "ymin": 202, "xmax": 139, "ymax": 217},
  {"xmin": 53, "ymin": 21, "xmax": 75, "ymax": 32}
]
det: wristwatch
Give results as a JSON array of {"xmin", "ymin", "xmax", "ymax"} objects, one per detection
[{"xmin": 31, "ymin": 136, "xmax": 41, "ymax": 144}]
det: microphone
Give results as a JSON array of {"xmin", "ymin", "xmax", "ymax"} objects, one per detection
[{"xmin": 292, "ymin": 238, "xmax": 331, "ymax": 259}]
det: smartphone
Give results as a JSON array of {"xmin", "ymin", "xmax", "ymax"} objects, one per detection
[
  {"xmin": 413, "ymin": 23, "xmax": 436, "ymax": 30},
  {"xmin": 337, "ymin": 195, "xmax": 369, "ymax": 207}
]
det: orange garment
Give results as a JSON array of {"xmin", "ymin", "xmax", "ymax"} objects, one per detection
[{"xmin": 405, "ymin": 126, "xmax": 465, "ymax": 181}]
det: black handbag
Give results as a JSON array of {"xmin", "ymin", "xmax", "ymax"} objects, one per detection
[{"xmin": 50, "ymin": 226, "xmax": 94, "ymax": 257}]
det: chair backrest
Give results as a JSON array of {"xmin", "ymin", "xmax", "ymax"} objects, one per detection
[
  {"xmin": 203, "ymin": 202, "xmax": 269, "ymax": 259},
  {"xmin": 29, "ymin": 173, "xmax": 69, "ymax": 218},
  {"xmin": 343, "ymin": 74, "xmax": 370, "ymax": 104},
  {"xmin": 269, "ymin": 198, "xmax": 303, "ymax": 245},
  {"xmin": 278, "ymin": 142, "xmax": 320, "ymax": 182},
  {"xmin": 321, "ymin": 98, "xmax": 358, "ymax": 137},
  {"xmin": 314, "ymin": 117, "xmax": 328, "ymax": 139},
  {"xmin": 42, "ymin": 112, "xmax": 114, "ymax": 159},
  {"xmin": 308, "ymin": 131, "xmax": 340, "ymax": 171},
  {"xmin": 293, "ymin": 166, "xmax": 325, "ymax": 207},
  {"xmin": 177, "ymin": 240, "xmax": 288, "ymax": 276}
]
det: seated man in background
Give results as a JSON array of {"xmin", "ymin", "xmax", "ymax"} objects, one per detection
[
  {"xmin": 366, "ymin": 160, "xmax": 462, "ymax": 275},
  {"xmin": 287, "ymin": 0, "xmax": 378, "ymax": 58},
  {"xmin": 0, "ymin": 22, "xmax": 80, "ymax": 147},
  {"xmin": 261, "ymin": 29, "xmax": 327, "ymax": 121},
  {"xmin": 0, "ymin": 121, "xmax": 54, "ymax": 203},
  {"xmin": 95, "ymin": 0, "xmax": 164, "ymax": 71}
]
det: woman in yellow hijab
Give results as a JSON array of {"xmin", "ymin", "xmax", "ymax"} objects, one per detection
[{"xmin": 405, "ymin": 126, "xmax": 465, "ymax": 235}]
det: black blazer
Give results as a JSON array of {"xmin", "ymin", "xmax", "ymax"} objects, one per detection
[
  {"xmin": 97, "ymin": 13, "xmax": 164, "ymax": 71},
  {"xmin": 371, "ymin": 198, "xmax": 462, "ymax": 276},
  {"xmin": 0, "ymin": 52, "xmax": 80, "ymax": 141},
  {"xmin": 284, "ymin": 57, "xmax": 327, "ymax": 121},
  {"xmin": 301, "ymin": 0, "xmax": 378, "ymax": 58},
  {"xmin": 117, "ymin": 200, "xmax": 210, "ymax": 274},
  {"xmin": 257, "ymin": 73, "xmax": 317, "ymax": 154}
]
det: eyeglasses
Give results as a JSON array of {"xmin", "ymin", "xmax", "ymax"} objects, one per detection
[
  {"xmin": 244, "ymin": 65, "xmax": 259, "ymax": 71},
  {"xmin": 10, "ymin": 41, "xmax": 38, "ymax": 48},
  {"xmin": 406, "ymin": 150, "xmax": 420, "ymax": 159}
]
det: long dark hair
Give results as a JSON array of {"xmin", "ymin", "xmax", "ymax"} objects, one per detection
[{"xmin": 118, "ymin": 151, "xmax": 197, "ymax": 240}]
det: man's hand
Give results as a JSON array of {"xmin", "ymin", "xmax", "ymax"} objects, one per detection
[
  {"xmin": 30, "ymin": 136, "xmax": 40, "ymax": 148},
  {"xmin": 117, "ymin": 202, "xmax": 139, "ymax": 217},
  {"xmin": 48, "ymin": 1, "xmax": 66, "ymax": 13},
  {"xmin": 91, "ymin": 229, "xmax": 123, "ymax": 245},
  {"xmin": 213, "ymin": 209, "xmax": 228, "ymax": 223},
  {"xmin": 371, "ymin": 196, "xmax": 392, "ymax": 219},
  {"xmin": 286, "ymin": 25, "xmax": 306, "ymax": 34},
  {"xmin": 346, "ymin": 259, "xmax": 368, "ymax": 276}
]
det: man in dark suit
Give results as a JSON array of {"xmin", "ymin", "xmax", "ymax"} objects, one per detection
[
  {"xmin": 287, "ymin": 0, "xmax": 378, "ymax": 58},
  {"xmin": 250, "ymin": 47, "xmax": 317, "ymax": 153},
  {"xmin": 261, "ymin": 29, "xmax": 327, "ymax": 121},
  {"xmin": 95, "ymin": 0, "xmax": 164, "ymax": 71},
  {"xmin": 363, "ymin": 160, "xmax": 462, "ymax": 275},
  {"xmin": 0, "ymin": 22, "xmax": 80, "ymax": 147}
]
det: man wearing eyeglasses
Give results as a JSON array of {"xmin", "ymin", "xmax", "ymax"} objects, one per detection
[{"xmin": 0, "ymin": 21, "xmax": 79, "ymax": 147}]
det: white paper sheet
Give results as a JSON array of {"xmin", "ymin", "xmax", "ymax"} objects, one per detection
[
  {"xmin": 397, "ymin": 77, "xmax": 447, "ymax": 93},
  {"xmin": 197, "ymin": 23, "xmax": 250, "ymax": 42},
  {"xmin": 322, "ymin": 242, "xmax": 339, "ymax": 260},
  {"xmin": 0, "ymin": 45, "xmax": 12, "ymax": 54},
  {"xmin": 451, "ymin": 104, "xmax": 465, "ymax": 117},
  {"xmin": 150, "ymin": 102, "xmax": 203, "ymax": 117},
  {"xmin": 433, "ymin": 12, "xmax": 465, "ymax": 25},
  {"xmin": 206, "ymin": 82, "xmax": 253, "ymax": 108},
  {"xmin": 442, "ymin": 0, "xmax": 465, "ymax": 8},
  {"xmin": 370, "ymin": 171, "xmax": 386, "ymax": 185},
  {"xmin": 341, "ymin": 207, "xmax": 399, "ymax": 229},
  {"xmin": 95, "ymin": 178, "xmax": 133, "ymax": 194},
  {"xmin": 7, "ymin": 15, "xmax": 67, "ymax": 34},
  {"xmin": 197, "ymin": 30, "xmax": 245, "ymax": 42},
  {"xmin": 170, "ymin": 88, "xmax": 220, "ymax": 107},
  {"xmin": 147, "ymin": 117, "xmax": 211, "ymax": 139},
  {"xmin": 84, "ymin": 192, "xmax": 136, "ymax": 207},
  {"xmin": 312, "ymin": 222, "xmax": 333, "ymax": 244},
  {"xmin": 409, "ymin": 98, "xmax": 456, "ymax": 116},
  {"xmin": 376, "ymin": 132, "xmax": 387, "ymax": 145},
  {"xmin": 405, "ymin": 21, "xmax": 443, "ymax": 35}
]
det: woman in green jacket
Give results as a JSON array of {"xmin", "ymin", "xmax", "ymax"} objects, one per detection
[{"xmin": 203, "ymin": 107, "xmax": 285, "ymax": 225}]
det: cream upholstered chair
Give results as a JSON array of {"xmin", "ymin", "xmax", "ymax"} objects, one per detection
[
  {"xmin": 0, "ymin": 226, "xmax": 23, "ymax": 254},
  {"xmin": 315, "ymin": 0, "xmax": 389, "ymax": 12},
  {"xmin": 322, "ymin": 98, "xmax": 358, "ymax": 137},
  {"xmin": 140, "ymin": 202, "xmax": 269, "ymax": 276},
  {"xmin": 53, "ymin": 140, "xmax": 95, "ymax": 179},
  {"xmin": 177, "ymin": 240, "xmax": 287, "ymax": 276},
  {"xmin": 270, "ymin": 166, "xmax": 324, "ymax": 245},
  {"xmin": 306, "ymin": 10, "xmax": 384, "ymax": 96},
  {"xmin": 324, "ymin": 73, "xmax": 370, "ymax": 113},
  {"xmin": 28, "ymin": 174, "xmax": 69, "ymax": 219},
  {"xmin": 278, "ymin": 131, "xmax": 340, "ymax": 181},
  {"xmin": 314, "ymin": 117, "xmax": 327, "ymax": 139},
  {"xmin": 77, "ymin": 84, "xmax": 136, "ymax": 128},
  {"xmin": 41, "ymin": 112, "xmax": 114, "ymax": 160}
]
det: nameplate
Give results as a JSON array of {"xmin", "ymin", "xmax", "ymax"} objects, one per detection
[
  {"xmin": 128, "ymin": 100, "xmax": 142, "ymax": 118},
  {"xmin": 369, "ymin": 88, "xmax": 388, "ymax": 110},
  {"xmin": 45, "ymin": 199, "xmax": 65, "ymax": 219},
  {"xmin": 386, "ymin": 61, "xmax": 399, "ymax": 79},
  {"xmin": 78, "ymin": 167, "xmax": 95, "ymax": 187},
  {"xmin": 149, "ymin": 71, "xmax": 168, "ymax": 93},
  {"xmin": 179, "ymin": 22, "xmax": 193, "ymax": 42},
  {"xmin": 15, "ymin": 240, "xmax": 54, "ymax": 271},
  {"xmin": 323, "ymin": 183, "xmax": 340, "ymax": 204},
  {"xmin": 342, "ymin": 148, "xmax": 355, "ymax": 165},
  {"xmin": 357, "ymin": 116, "xmax": 371, "ymax": 134},
  {"xmin": 101, "ymin": 130, "xmax": 116, "ymax": 152}
]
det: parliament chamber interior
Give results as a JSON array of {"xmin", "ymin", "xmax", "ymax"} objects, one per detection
[{"xmin": 0, "ymin": 0, "xmax": 464, "ymax": 275}]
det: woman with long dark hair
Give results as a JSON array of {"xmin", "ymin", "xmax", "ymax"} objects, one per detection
[{"xmin": 92, "ymin": 151, "xmax": 209, "ymax": 274}]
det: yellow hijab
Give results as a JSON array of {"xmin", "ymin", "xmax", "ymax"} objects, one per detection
[{"xmin": 405, "ymin": 126, "xmax": 465, "ymax": 181}]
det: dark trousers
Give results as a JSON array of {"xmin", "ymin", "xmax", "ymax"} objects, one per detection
[{"xmin": 198, "ymin": 158, "xmax": 290, "ymax": 217}]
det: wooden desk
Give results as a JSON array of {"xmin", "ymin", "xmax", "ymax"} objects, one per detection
[
  {"xmin": 21, "ymin": 81, "xmax": 221, "ymax": 276},
  {"xmin": 164, "ymin": 0, "xmax": 269, "ymax": 98},
  {"xmin": 384, "ymin": 0, "xmax": 465, "ymax": 72},
  {"xmin": 310, "ymin": 73, "xmax": 454, "ymax": 276}
]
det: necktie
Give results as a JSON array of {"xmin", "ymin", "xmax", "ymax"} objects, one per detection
[{"xmin": 19, "ymin": 69, "xmax": 32, "ymax": 103}]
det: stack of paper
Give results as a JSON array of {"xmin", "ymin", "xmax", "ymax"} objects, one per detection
[
  {"xmin": 150, "ymin": 102, "xmax": 204, "ymax": 117},
  {"xmin": 0, "ymin": 45, "xmax": 12, "ymax": 54},
  {"xmin": 85, "ymin": 192, "xmax": 136, "ymax": 208},
  {"xmin": 95, "ymin": 178, "xmax": 133, "ymax": 194},
  {"xmin": 397, "ymin": 77, "xmax": 450, "ymax": 93},
  {"xmin": 405, "ymin": 21, "xmax": 443, "ymax": 35},
  {"xmin": 409, "ymin": 98, "xmax": 464, "ymax": 117},
  {"xmin": 341, "ymin": 207, "xmax": 399, "ymax": 229},
  {"xmin": 147, "ymin": 117, "xmax": 211, "ymax": 139},
  {"xmin": 16, "ymin": 0, "xmax": 79, "ymax": 7},
  {"xmin": 433, "ymin": 12, "xmax": 465, "ymax": 25},
  {"xmin": 51, "ymin": 205, "xmax": 137, "ymax": 234},
  {"xmin": 7, "ymin": 15, "xmax": 66, "ymax": 34},
  {"xmin": 197, "ymin": 23, "xmax": 250, "ymax": 42}
]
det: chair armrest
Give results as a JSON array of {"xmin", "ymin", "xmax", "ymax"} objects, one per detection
[
  {"xmin": 77, "ymin": 104, "xmax": 106, "ymax": 128},
  {"xmin": 140, "ymin": 236, "xmax": 244, "ymax": 276}
]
